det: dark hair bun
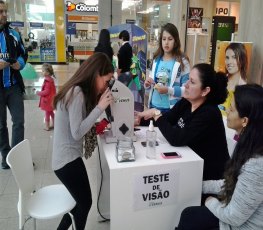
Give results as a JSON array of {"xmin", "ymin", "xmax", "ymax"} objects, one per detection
[{"xmin": 213, "ymin": 71, "xmax": 228, "ymax": 105}]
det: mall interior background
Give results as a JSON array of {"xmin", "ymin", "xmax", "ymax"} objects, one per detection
[{"xmin": 5, "ymin": 0, "xmax": 263, "ymax": 85}]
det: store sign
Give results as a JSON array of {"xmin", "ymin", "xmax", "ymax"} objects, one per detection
[
  {"xmin": 10, "ymin": 21, "xmax": 24, "ymax": 27},
  {"xmin": 66, "ymin": 1, "xmax": 98, "ymax": 12},
  {"xmin": 67, "ymin": 15, "xmax": 98, "ymax": 23},
  {"xmin": 216, "ymin": 1, "xmax": 240, "ymax": 23},
  {"xmin": 133, "ymin": 169, "xmax": 179, "ymax": 210},
  {"xmin": 30, "ymin": 22, "xmax": 44, "ymax": 28},
  {"xmin": 126, "ymin": 19, "xmax": 136, "ymax": 24},
  {"xmin": 216, "ymin": 7, "xmax": 229, "ymax": 15}
]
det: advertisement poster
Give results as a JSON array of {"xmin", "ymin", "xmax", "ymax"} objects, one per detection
[
  {"xmin": 214, "ymin": 41, "xmax": 253, "ymax": 77},
  {"xmin": 211, "ymin": 16, "xmax": 235, "ymax": 67},
  {"xmin": 133, "ymin": 169, "xmax": 179, "ymax": 211},
  {"xmin": 187, "ymin": 7, "xmax": 203, "ymax": 34},
  {"xmin": 108, "ymin": 24, "xmax": 147, "ymax": 112},
  {"xmin": 28, "ymin": 50, "xmax": 41, "ymax": 62},
  {"xmin": 40, "ymin": 48, "xmax": 56, "ymax": 62}
]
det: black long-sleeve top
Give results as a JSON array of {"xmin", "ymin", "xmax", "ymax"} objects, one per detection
[
  {"xmin": 155, "ymin": 98, "xmax": 230, "ymax": 180},
  {"xmin": 94, "ymin": 44, "xmax": 113, "ymax": 61},
  {"xmin": 117, "ymin": 42, "xmax": 132, "ymax": 73}
]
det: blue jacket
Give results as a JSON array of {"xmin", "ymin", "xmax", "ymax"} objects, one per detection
[
  {"xmin": 0, "ymin": 23, "xmax": 26, "ymax": 91},
  {"xmin": 146, "ymin": 56, "xmax": 190, "ymax": 109}
]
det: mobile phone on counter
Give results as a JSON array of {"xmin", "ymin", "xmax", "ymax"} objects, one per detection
[{"xmin": 161, "ymin": 152, "xmax": 181, "ymax": 159}]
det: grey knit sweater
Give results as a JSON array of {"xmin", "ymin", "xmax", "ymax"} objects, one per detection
[
  {"xmin": 203, "ymin": 157, "xmax": 263, "ymax": 230},
  {"xmin": 52, "ymin": 86, "xmax": 103, "ymax": 171}
]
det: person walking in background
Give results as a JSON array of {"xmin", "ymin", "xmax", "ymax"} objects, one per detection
[
  {"xmin": 94, "ymin": 28, "xmax": 113, "ymax": 61},
  {"xmin": 219, "ymin": 43, "xmax": 247, "ymax": 116},
  {"xmin": 52, "ymin": 53, "xmax": 114, "ymax": 230},
  {"xmin": 36, "ymin": 63, "xmax": 56, "ymax": 131},
  {"xmin": 117, "ymin": 30, "xmax": 133, "ymax": 86},
  {"xmin": 144, "ymin": 23, "xmax": 190, "ymax": 113},
  {"xmin": 176, "ymin": 84, "xmax": 263, "ymax": 230},
  {"xmin": 0, "ymin": 0, "xmax": 26, "ymax": 169}
]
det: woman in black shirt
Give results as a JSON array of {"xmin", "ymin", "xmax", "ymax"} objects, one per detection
[{"xmin": 138, "ymin": 63, "xmax": 230, "ymax": 181}]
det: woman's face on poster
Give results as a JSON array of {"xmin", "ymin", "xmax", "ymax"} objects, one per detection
[{"xmin": 225, "ymin": 49, "xmax": 239, "ymax": 75}]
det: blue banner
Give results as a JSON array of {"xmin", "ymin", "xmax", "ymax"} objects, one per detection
[{"xmin": 66, "ymin": 22, "xmax": 76, "ymax": 35}]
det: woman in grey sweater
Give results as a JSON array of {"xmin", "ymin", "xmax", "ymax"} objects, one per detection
[
  {"xmin": 176, "ymin": 84, "xmax": 263, "ymax": 230},
  {"xmin": 52, "ymin": 53, "xmax": 114, "ymax": 230}
]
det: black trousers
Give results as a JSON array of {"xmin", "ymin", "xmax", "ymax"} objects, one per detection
[
  {"xmin": 55, "ymin": 157, "xmax": 92, "ymax": 230},
  {"xmin": 176, "ymin": 206, "xmax": 219, "ymax": 230},
  {"xmin": 0, "ymin": 85, "xmax": 24, "ymax": 161}
]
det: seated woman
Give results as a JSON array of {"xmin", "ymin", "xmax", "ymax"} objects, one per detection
[
  {"xmin": 176, "ymin": 84, "xmax": 263, "ymax": 230},
  {"xmin": 138, "ymin": 63, "xmax": 230, "ymax": 182}
]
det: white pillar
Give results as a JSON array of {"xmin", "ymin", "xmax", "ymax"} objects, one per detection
[
  {"xmin": 238, "ymin": 0, "xmax": 263, "ymax": 85},
  {"xmin": 98, "ymin": 0, "xmax": 122, "ymax": 30},
  {"xmin": 170, "ymin": 0, "xmax": 188, "ymax": 51}
]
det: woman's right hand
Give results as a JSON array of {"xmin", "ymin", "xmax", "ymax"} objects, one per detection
[
  {"xmin": 97, "ymin": 88, "xmax": 114, "ymax": 111},
  {"xmin": 138, "ymin": 108, "xmax": 156, "ymax": 120},
  {"xmin": 144, "ymin": 77, "xmax": 155, "ymax": 88}
]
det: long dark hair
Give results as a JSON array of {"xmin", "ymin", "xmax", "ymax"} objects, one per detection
[
  {"xmin": 97, "ymin": 29, "xmax": 111, "ymax": 47},
  {"xmin": 220, "ymin": 84, "xmax": 263, "ymax": 204},
  {"xmin": 95, "ymin": 29, "xmax": 113, "ymax": 61},
  {"xmin": 225, "ymin": 43, "xmax": 248, "ymax": 81},
  {"xmin": 53, "ymin": 53, "xmax": 113, "ymax": 114},
  {"xmin": 193, "ymin": 63, "xmax": 228, "ymax": 105},
  {"xmin": 153, "ymin": 23, "xmax": 189, "ymax": 71}
]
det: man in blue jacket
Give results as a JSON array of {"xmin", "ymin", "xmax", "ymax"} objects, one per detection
[{"xmin": 0, "ymin": 0, "xmax": 26, "ymax": 169}]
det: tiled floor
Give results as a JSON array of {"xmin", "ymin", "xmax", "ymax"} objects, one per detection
[{"xmin": 0, "ymin": 63, "xmax": 110, "ymax": 230}]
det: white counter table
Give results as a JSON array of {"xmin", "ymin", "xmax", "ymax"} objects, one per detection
[{"xmin": 97, "ymin": 127, "xmax": 203, "ymax": 230}]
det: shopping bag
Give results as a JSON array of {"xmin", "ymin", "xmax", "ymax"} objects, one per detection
[{"xmin": 20, "ymin": 63, "xmax": 37, "ymax": 79}]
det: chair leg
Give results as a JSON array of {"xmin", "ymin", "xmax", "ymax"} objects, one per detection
[
  {"xmin": 18, "ymin": 212, "xmax": 23, "ymax": 230},
  {"xmin": 68, "ymin": 212, "xmax": 76, "ymax": 230},
  {"xmin": 18, "ymin": 193, "xmax": 25, "ymax": 230},
  {"xmin": 33, "ymin": 218, "xmax": 36, "ymax": 230}
]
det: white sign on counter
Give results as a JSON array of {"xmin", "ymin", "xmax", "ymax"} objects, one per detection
[{"xmin": 133, "ymin": 169, "xmax": 180, "ymax": 211}]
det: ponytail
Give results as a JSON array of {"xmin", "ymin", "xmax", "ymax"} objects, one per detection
[{"xmin": 211, "ymin": 72, "xmax": 228, "ymax": 105}]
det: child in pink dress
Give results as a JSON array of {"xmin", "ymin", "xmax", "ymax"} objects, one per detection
[{"xmin": 37, "ymin": 63, "xmax": 56, "ymax": 131}]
